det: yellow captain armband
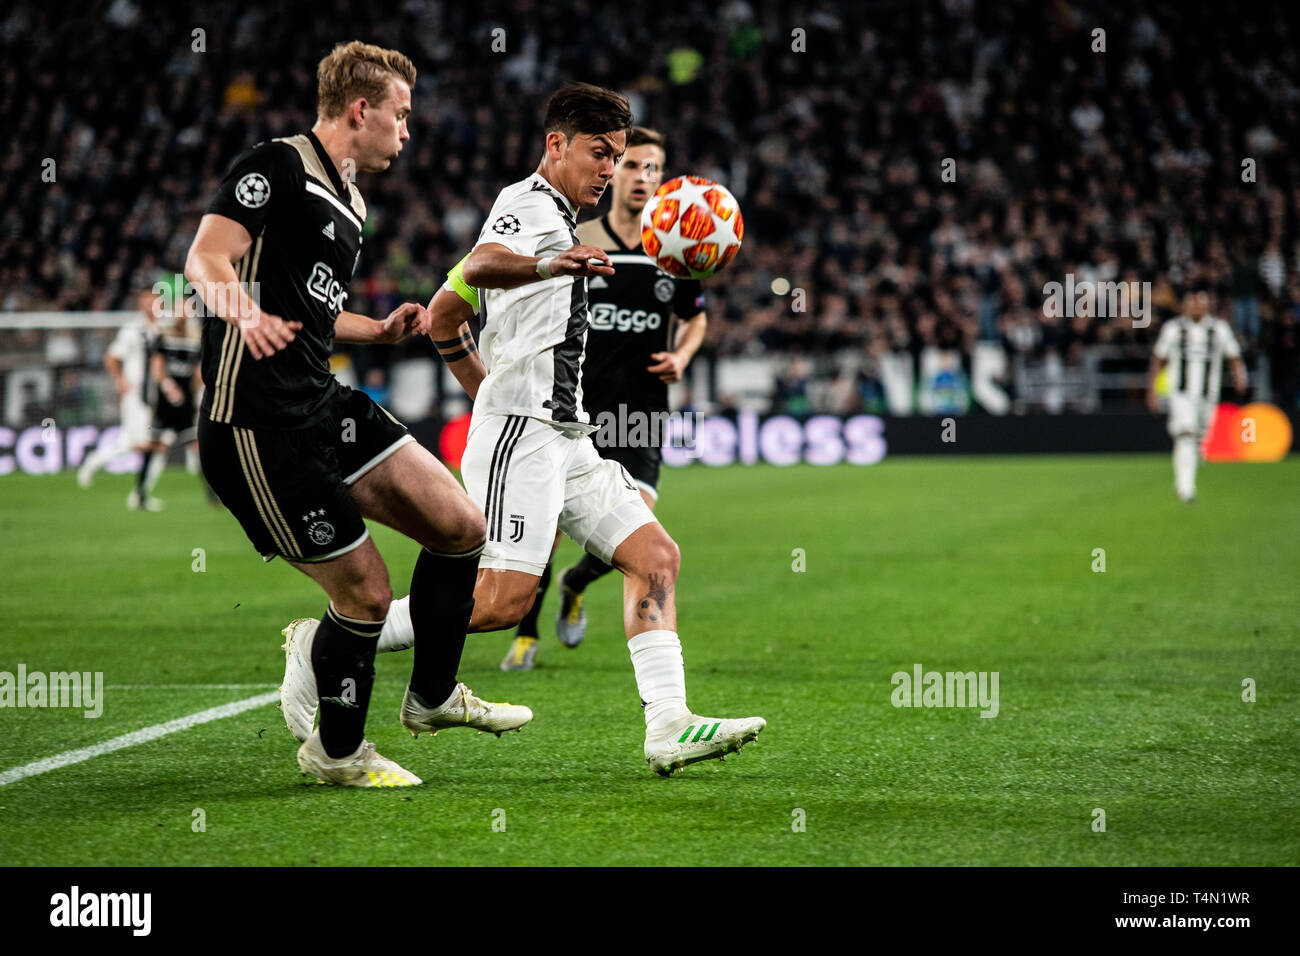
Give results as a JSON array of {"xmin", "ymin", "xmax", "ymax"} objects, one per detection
[{"xmin": 445, "ymin": 254, "xmax": 480, "ymax": 314}]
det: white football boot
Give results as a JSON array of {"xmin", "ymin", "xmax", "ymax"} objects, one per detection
[
  {"xmin": 279, "ymin": 618, "xmax": 319, "ymax": 742},
  {"xmin": 645, "ymin": 714, "xmax": 767, "ymax": 776},
  {"xmin": 126, "ymin": 490, "xmax": 164, "ymax": 511},
  {"xmin": 297, "ymin": 730, "xmax": 421, "ymax": 787},
  {"xmin": 400, "ymin": 682, "xmax": 533, "ymax": 737}
]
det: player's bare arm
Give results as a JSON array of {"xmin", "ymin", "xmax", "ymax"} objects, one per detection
[
  {"xmin": 462, "ymin": 241, "xmax": 614, "ymax": 290},
  {"xmin": 151, "ymin": 350, "xmax": 184, "ymax": 406},
  {"xmin": 333, "ymin": 302, "xmax": 431, "ymax": 345},
  {"xmin": 184, "ymin": 213, "xmax": 302, "ymax": 359},
  {"xmin": 105, "ymin": 352, "xmax": 128, "ymax": 396},
  {"xmin": 649, "ymin": 310, "xmax": 707, "ymax": 384},
  {"xmin": 428, "ymin": 286, "xmax": 485, "ymax": 400},
  {"xmin": 1146, "ymin": 354, "xmax": 1166, "ymax": 413},
  {"xmin": 1230, "ymin": 356, "xmax": 1248, "ymax": 394}
]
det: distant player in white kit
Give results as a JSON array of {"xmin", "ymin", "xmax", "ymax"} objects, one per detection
[
  {"xmin": 78, "ymin": 288, "xmax": 161, "ymax": 508},
  {"xmin": 1146, "ymin": 284, "xmax": 1247, "ymax": 502}
]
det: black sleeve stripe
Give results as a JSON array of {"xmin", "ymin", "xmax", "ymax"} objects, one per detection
[
  {"xmin": 439, "ymin": 344, "xmax": 478, "ymax": 363},
  {"xmin": 432, "ymin": 332, "xmax": 473, "ymax": 349}
]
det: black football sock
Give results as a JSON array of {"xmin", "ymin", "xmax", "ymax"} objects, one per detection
[
  {"xmin": 514, "ymin": 562, "xmax": 553, "ymax": 638},
  {"xmin": 408, "ymin": 544, "xmax": 481, "ymax": 707},
  {"xmin": 566, "ymin": 552, "xmax": 613, "ymax": 593},
  {"xmin": 135, "ymin": 450, "xmax": 154, "ymax": 499},
  {"xmin": 312, "ymin": 605, "xmax": 382, "ymax": 758}
]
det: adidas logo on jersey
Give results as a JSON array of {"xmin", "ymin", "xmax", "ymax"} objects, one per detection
[
  {"xmin": 588, "ymin": 275, "xmax": 609, "ymax": 289},
  {"xmin": 321, "ymin": 221, "xmax": 335, "ymax": 240}
]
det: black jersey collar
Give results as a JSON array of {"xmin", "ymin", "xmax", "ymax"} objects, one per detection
[
  {"xmin": 306, "ymin": 130, "xmax": 351, "ymax": 200},
  {"xmin": 599, "ymin": 215, "xmax": 635, "ymax": 252},
  {"xmin": 529, "ymin": 174, "xmax": 577, "ymax": 222}
]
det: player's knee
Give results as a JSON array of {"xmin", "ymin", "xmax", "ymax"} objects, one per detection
[
  {"xmin": 475, "ymin": 589, "xmax": 531, "ymax": 632},
  {"xmin": 350, "ymin": 579, "xmax": 392, "ymax": 622},
  {"xmin": 502, "ymin": 587, "xmax": 535, "ymax": 628},
  {"xmin": 450, "ymin": 502, "xmax": 487, "ymax": 553},
  {"xmin": 639, "ymin": 534, "xmax": 680, "ymax": 581}
]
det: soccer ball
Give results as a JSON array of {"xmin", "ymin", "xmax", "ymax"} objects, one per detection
[{"xmin": 640, "ymin": 176, "xmax": 744, "ymax": 279}]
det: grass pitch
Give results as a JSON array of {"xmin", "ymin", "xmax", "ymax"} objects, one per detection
[{"xmin": 1, "ymin": 454, "xmax": 1297, "ymax": 866}]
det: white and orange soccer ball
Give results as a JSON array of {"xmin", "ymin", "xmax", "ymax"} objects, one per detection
[{"xmin": 640, "ymin": 176, "xmax": 744, "ymax": 279}]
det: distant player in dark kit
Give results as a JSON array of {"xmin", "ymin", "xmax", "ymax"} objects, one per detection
[
  {"xmin": 133, "ymin": 310, "xmax": 202, "ymax": 509},
  {"xmin": 500, "ymin": 126, "xmax": 709, "ymax": 670},
  {"xmin": 185, "ymin": 41, "xmax": 530, "ymax": 788}
]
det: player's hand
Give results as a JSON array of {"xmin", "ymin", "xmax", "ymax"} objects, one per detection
[
  {"xmin": 115, "ymin": 379, "xmax": 131, "ymax": 398},
  {"xmin": 162, "ymin": 379, "xmax": 184, "ymax": 406},
  {"xmin": 549, "ymin": 245, "xmax": 615, "ymax": 277},
  {"xmin": 1145, "ymin": 389, "xmax": 1160, "ymax": 414},
  {"xmin": 648, "ymin": 351, "xmax": 687, "ymax": 384},
  {"xmin": 381, "ymin": 302, "xmax": 431, "ymax": 344},
  {"xmin": 240, "ymin": 308, "xmax": 302, "ymax": 359}
]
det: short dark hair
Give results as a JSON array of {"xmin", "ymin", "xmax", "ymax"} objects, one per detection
[
  {"xmin": 627, "ymin": 126, "xmax": 665, "ymax": 152},
  {"xmin": 544, "ymin": 83, "xmax": 633, "ymax": 141}
]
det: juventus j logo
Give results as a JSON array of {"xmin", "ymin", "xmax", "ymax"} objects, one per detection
[{"xmin": 508, "ymin": 514, "xmax": 525, "ymax": 543}]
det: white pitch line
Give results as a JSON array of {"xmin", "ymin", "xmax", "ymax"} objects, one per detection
[{"xmin": 0, "ymin": 691, "xmax": 279, "ymax": 787}]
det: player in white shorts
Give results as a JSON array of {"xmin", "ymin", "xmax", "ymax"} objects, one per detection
[
  {"xmin": 1146, "ymin": 284, "xmax": 1247, "ymax": 502},
  {"xmin": 279, "ymin": 82, "xmax": 765, "ymax": 775},
  {"xmin": 78, "ymin": 288, "xmax": 161, "ymax": 507}
]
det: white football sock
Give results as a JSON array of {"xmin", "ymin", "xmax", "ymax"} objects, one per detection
[
  {"xmin": 1174, "ymin": 435, "xmax": 1198, "ymax": 500},
  {"xmin": 185, "ymin": 444, "xmax": 200, "ymax": 475},
  {"xmin": 378, "ymin": 594, "xmax": 414, "ymax": 653},
  {"xmin": 143, "ymin": 448, "xmax": 167, "ymax": 494},
  {"xmin": 628, "ymin": 629, "xmax": 690, "ymax": 732},
  {"xmin": 80, "ymin": 434, "xmax": 131, "ymax": 476}
]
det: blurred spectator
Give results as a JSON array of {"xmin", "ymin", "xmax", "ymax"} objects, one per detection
[{"xmin": 2, "ymin": 0, "xmax": 1298, "ymax": 404}]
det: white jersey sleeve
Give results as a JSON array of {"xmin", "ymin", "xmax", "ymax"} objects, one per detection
[
  {"xmin": 107, "ymin": 321, "xmax": 150, "ymax": 392},
  {"xmin": 107, "ymin": 323, "xmax": 137, "ymax": 363},
  {"xmin": 1216, "ymin": 318, "xmax": 1242, "ymax": 359},
  {"xmin": 1153, "ymin": 318, "xmax": 1178, "ymax": 360},
  {"xmin": 476, "ymin": 188, "xmax": 572, "ymax": 259}
]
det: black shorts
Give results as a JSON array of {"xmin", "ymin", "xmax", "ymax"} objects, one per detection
[
  {"xmin": 152, "ymin": 393, "xmax": 197, "ymax": 442},
  {"xmin": 198, "ymin": 387, "xmax": 411, "ymax": 562},
  {"xmin": 595, "ymin": 441, "xmax": 660, "ymax": 500}
]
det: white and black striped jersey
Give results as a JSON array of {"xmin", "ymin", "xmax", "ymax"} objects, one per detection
[
  {"xmin": 107, "ymin": 320, "xmax": 156, "ymax": 406},
  {"xmin": 472, "ymin": 173, "xmax": 593, "ymax": 431},
  {"xmin": 199, "ymin": 131, "xmax": 366, "ymax": 428},
  {"xmin": 1153, "ymin": 314, "xmax": 1242, "ymax": 399}
]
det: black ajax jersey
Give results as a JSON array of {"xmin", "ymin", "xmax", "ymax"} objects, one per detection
[
  {"xmin": 152, "ymin": 333, "xmax": 201, "ymax": 402},
  {"xmin": 200, "ymin": 132, "xmax": 366, "ymax": 429},
  {"xmin": 575, "ymin": 216, "xmax": 705, "ymax": 416}
]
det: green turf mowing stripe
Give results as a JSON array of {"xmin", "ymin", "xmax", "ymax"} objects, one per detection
[{"xmin": 0, "ymin": 691, "xmax": 278, "ymax": 787}]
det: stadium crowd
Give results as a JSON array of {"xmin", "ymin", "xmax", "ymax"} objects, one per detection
[{"xmin": 3, "ymin": 0, "xmax": 1299, "ymax": 411}]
